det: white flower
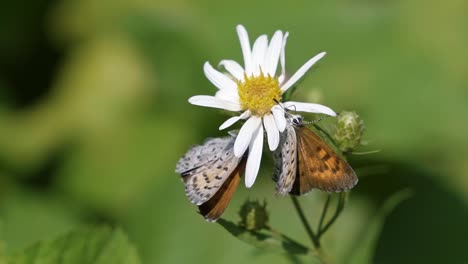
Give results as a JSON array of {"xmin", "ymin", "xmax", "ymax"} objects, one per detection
[{"xmin": 189, "ymin": 25, "xmax": 336, "ymax": 188}]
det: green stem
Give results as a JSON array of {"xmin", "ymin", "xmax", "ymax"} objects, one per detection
[
  {"xmin": 317, "ymin": 193, "xmax": 346, "ymax": 237},
  {"xmin": 317, "ymin": 195, "xmax": 331, "ymax": 232},
  {"xmin": 265, "ymin": 225, "xmax": 312, "ymax": 252},
  {"xmin": 290, "ymin": 196, "xmax": 320, "ymax": 249}
]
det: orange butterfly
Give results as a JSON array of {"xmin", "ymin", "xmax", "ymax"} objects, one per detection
[{"xmin": 273, "ymin": 114, "xmax": 358, "ymax": 195}]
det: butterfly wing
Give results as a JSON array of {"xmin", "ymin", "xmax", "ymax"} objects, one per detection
[
  {"xmin": 273, "ymin": 125, "xmax": 298, "ymax": 195},
  {"xmin": 176, "ymin": 137, "xmax": 227, "ymax": 174},
  {"xmin": 199, "ymin": 160, "xmax": 245, "ymax": 222},
  {"xmin": 176, "ymin": 136, "xmax": 242, "ymax": 205},
  {"xmin": 292, "ymin": 126, "xmax": 358, "ymax": 194}
]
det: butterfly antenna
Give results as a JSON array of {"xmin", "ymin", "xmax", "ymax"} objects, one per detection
[
  {"xmin": 273, "ymin": 99, "xmax": 290, "ymax": 119},
  {"xmin": 302, "ymin": 115, "xmax": 332, "ymax": 125},
  {"xmin": 273, "ymin": 98, "xmax": 282, "ymax": 106},
  {"xmin": 273, "ymin": 99, "xmax": 297, "ymax": 112},
  {"xmin": 272, "ymin": 99, "xmax": 299, "ymax": 123}
]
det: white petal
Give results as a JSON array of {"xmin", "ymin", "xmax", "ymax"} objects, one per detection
[
  {"xmin": 283, "ymin": 101, "xmax": 337, "ymax": 116},
  {"xmin": 219, "ymin": 111, "xmax": 251, "ymax": 130},
  {"xmin": 219, "ymin": 116, "xmax": 241, "ymax": 131},
  {"xmin": 251, "ymin": 35, "xmax": 268, "ymax": 76},
  {"xmin": 204, "ymin": 62, "xmax": 237, "ymax": 92},
  {"xmin": 234, "ymin": 116, "xmax": 262, "ymax": 157},
  {"xmin": 188, "ymin": 95, "xmax": 242, "ymax": 112},
  {"xmin": 278, "ymin": 74, "xmax": 285, "ymax": 85},
  {"xmin": 281, "ymin": 52, "xmax": 326, "ymax": 92},
  {"xmin": 239, "ymin": 110, "xmax": 251, "ymax": 118},
  {"xmin": 236, "ymin": 25, "xmax": 253, "ymax": 75},
  {"xmin": 279, "ymin": 32, "xmax": 289, "ymax": 84},
  {"xmin": 245, "ymin": 124, "xmax": 264, "ymax": 188},
  {"xmin": 264, "ymin": 30, "xmax": 283, "ymax": 77},
  {"xmin": 263, "ymin": 114, "xmax": 280, "ymax": 151},
  {"xmin": 215, "ymin": 89, "xmax": 239, "ymax": 104},
  {"xmin": 272, "ymin": 105, "xmax": 287, "ymax": 132},
  {"xmin": 219, "ymin": 60, "xmax": 245, "ymax": 81}
]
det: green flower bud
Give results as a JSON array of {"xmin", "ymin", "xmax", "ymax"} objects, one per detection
[
  {"xmin": 238, "ymin": 200, "xmax": 269, "ymax": 231},
  {"xmin": 333, "ymin": 111, "xmax": 365, "ymax": 152}
]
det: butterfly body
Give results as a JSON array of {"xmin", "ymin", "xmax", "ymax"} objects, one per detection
[{"xmin": 274, "ymin": 115, "xmax": 358, "ymax": 195}]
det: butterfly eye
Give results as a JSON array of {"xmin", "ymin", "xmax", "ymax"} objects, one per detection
[{"xmin": 292, "ymin": 116, "xmax": 303, "ymax": 126}]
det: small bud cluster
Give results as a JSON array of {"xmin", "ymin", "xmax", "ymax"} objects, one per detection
[
  {"xmin": 238, "ymin": 200, "xmax": 269, "ymax": 231},
  {"xmin": 333, "ymin": 111, "xmax": 365, "ymax": 152}
]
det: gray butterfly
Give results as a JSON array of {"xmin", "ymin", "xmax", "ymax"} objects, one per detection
[{"xmin": 176, "ymin": 135, "xmax": 245, "ymax": 221}]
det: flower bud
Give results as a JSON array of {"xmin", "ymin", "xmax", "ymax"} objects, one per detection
[
  {"xmin": 238, "ymin": 200, "xmax": 269, "ymax": 231},
  {"xmin": 333, "ymin": 111, "xmax": 365, "ymax": 152}
]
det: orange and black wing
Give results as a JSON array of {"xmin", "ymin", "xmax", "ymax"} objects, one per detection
[
  {"xmin": 291, "ymin": 126, "xmax": 358, "ymax": 195},
  {"xmin": 199, "ymin": 160, "xmax": 245, "ymax": 222}
]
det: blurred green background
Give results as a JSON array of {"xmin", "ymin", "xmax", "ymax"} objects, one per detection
[{"xmin": 0, "ymin": 0, "xmax": 467, "ymax": 263}]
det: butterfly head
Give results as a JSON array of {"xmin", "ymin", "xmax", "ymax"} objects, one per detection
[
  {"xmin": 272, "ymin": 99, "xmax": 305, "ymax": 128},
  {"xmin": 287, "ymin": 114, "xmax": 304, "ymax": 127}
]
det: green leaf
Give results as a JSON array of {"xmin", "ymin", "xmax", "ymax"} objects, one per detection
[
  {"xmin": 10, "ymin": 225, "xmax": 140, "ymax": 264},
  {"xmin": 217, "ymin": 219, "xmax": 309, "ymax": 255},
  {"xmin": 348, "ymin": 189, "xmax": 413, "ymax": 264}
]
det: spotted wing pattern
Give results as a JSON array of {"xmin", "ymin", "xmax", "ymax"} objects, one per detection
[
  {"xmin": 175, "ymin": 137, "xmax": 226, "ymax": 174},
  {"xmin": 273, "ymin": 125, "xmax": 298, "ymax": 195},
  {"xmin": 199, "ymin": 160, "xmax": 245, "ymax": 222},
  {"xmin": 176, "ymin": 136, "xmax": 242, "ymax": 205},
  {"xmin": 291, "ymin": 126, "xmax": 358, "ymax": 194}
]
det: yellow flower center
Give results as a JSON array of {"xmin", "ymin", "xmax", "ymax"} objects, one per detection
[{"xmin": 237, "ymin": 73, "xmax": 282, "ymax": 116}]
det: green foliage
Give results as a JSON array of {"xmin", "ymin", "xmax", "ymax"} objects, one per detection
[
  {"xmin": 348, "ymin": 190, "xmax": 413, "ymax": 264},
  {"xmin": 0, "ymin": 246, "xmax": 6, "ymax": 264},
  {"xmin": 9, "ymin": 226, "xmax": 140, "ymax": 264},
  {"xmin": 217, "ymin": 219, "xmax": 309, "ymax": 256},
  {"xmin": 0, "ymin": 232, "xmax": 6, "ymax": 264},
  {"xmin": 0, "ymin": 0, "xmax": 467, "ymax": 263},
  {"xmin": 217, "ymin": 190, "xmax": 411, "ymax": 264}
]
